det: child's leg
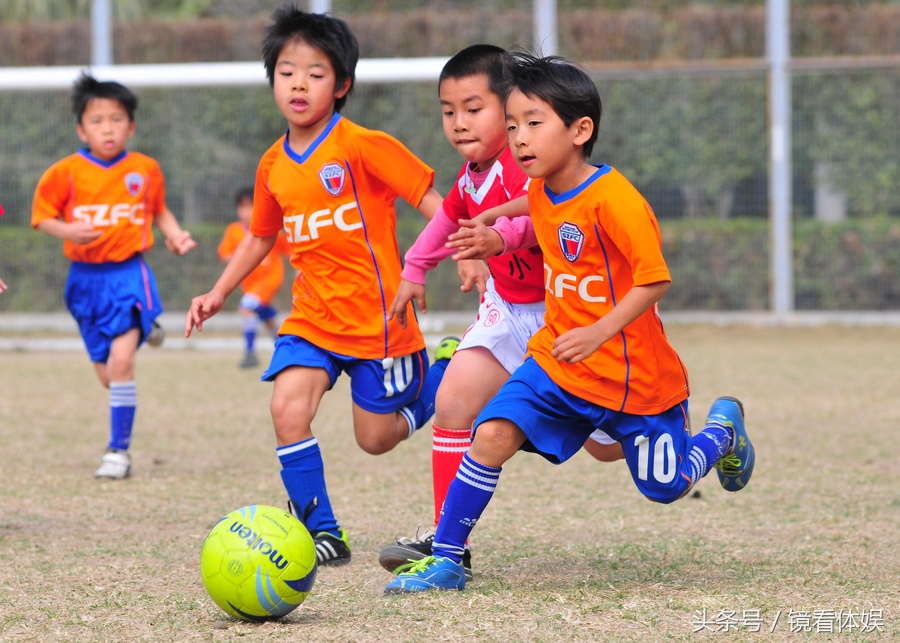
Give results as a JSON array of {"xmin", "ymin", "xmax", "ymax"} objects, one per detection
[
  {"xmin": 93, "ymin": 329, "xmax": 140, "ymax": 480},
  {"xmin": 582, "ymin": 430, "xmax": 625, "ymax": 462},
  {"xmin": 431, "ymin": 346, "xmax": 509, "ymax": 527},
  {"xmin": 270, "ymin": 366, "xmax": 340, "ymax": 536},
  {"xmin": 395, "ymin": 337, "xmax": 459, "ymax": 439},
  {"xmin": 104, "ymin": 328, "xmax": 140, "ymax": 451},
  {"xmin": 239, "ymin": 307, "xmax": 257, "ymax": 353},
  {"xmin": 383, "ymin": 418, "xmax": 524, "ymax": 594},
  {"xmin": 431, "ymin": 418, "xmax": 524, "ymax": 558},
  {"xmin": 348, "ymin": 342, "xmax": 455, "ymax": 455},
  {"xmin": 619, "ymin": 398, "xmax": 751, "ymax": 503}
]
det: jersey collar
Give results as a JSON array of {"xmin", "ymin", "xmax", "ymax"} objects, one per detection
[
  {"xmin": 283, "ymin": 112, "xmax": 342, "ymax": 164},
  {"xmin": 543, "ymin": 164, "xmax": 611, "ymax": 205}
]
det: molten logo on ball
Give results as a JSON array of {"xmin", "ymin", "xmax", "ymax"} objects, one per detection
[{"xmin": 200, "ymin": 505, "xmax": 317, "ymax": 621}]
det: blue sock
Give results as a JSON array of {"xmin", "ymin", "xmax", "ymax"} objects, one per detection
[
  {"xmin": 399, "ymin": 357, "xmax": 450, "ymax": 437},
  {"xmin": 686, "ymin": 426, "xmax": 732, "ymax": 487},
  {"xmin": 432, "ymin": 453, "xmax": 501, "ymax": 563},
  {"xmin": 241, "ymin": 314, "xmax": 257, "ymax": 352},
  {"xmin": 277, "ymin": 438, "xmax": 340, "ymax": 537},
  {"xmin": 109, "ymin": 380, "xmax": 136, "ymax": 451}
]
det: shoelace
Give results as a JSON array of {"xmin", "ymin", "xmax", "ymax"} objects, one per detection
[
  {"xmin": 395, "ymin": 555, "xmax": 437, "ymax": 575},
  {"xmin": 715, "ymin": 453, "xmax": 743, "ymax": 474},
  {"xmin": 395, "ymin": 527, "xmax": 435, "ymax": 546}
]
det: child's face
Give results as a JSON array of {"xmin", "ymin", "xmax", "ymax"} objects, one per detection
[
  {"xmin": 439, "ymin": 74, "xmax": 507, "ymax": 170},
  {"xmin": 76, "ymin": 98, "xmax": 135, "ymax": 161},
  {"xmin": 505, "ymin": 88, "xmax": 588, "ymax": 188},
  {"xmin": 236, "ymin": 198, "xmax": 253, "ymax": 226},
  {"xmin": 273, "ymin": 38, "xmax": 350, "ymax": 140}
]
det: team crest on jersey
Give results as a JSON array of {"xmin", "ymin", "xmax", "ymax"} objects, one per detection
[
  {"xmin": 124, "ymin": 172, "xmax": 144, "ymax": 196},
  {"xmin": 318, "ymin": 163, "xmax": 346, "ymax": 196},
  {"xmin": 558, "ymin": 222, "xmax": 585, "ymax": 262}
]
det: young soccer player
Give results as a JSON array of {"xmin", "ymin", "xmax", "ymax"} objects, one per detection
[
  {"xmin": 32, "ymin": 72, "xmax": 196, "ymax": 479},
  {"xmin": 378, "ymin": 44, "xmax": 623, "ymax": 580},
  {"xmin": 217, "ymin": 186, "xmax": 291, "ymax": 369},
  {"xmin": 384, "ymin": 52, "xmax": 756, "ymax": 593},
  {"xmin": 185, "ymin": 4, "xmax": 457, "ymax": 567}
]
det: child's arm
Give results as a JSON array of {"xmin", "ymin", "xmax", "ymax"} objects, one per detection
[
  {"xmin": 472, "ymin": 195, "xmax": 529, "ymax": 226},
  {"xmin": 552, "ymin": 281, "xmax": 670, "ymax": 365},
  {"xmin": 414, "ymin": 187, "xmax": 489, "ymax": 295},
  {"xmin": 415, "ymin": 188, "xmax": 444, "ymax": 221},
  {"xmin": 0, "ymin": 278, "xmax": 6, "ymax": 294},
  {"xmin": 447, "ymin": 214, "xmax": 538, "ymax": 261},
  {"xmin": 34, "ymin": 218, "xmax": 102, "ymax": 245},
  {"xmin": 185, "ymin": 233, "xmax": 278, "ymax": 336},
  {"xmin": 155, "ymin": 209, "xmax": 197, "ymax": 255}
]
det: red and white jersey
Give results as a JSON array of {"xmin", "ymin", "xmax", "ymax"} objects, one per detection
[
  {"xmin": 527, "ymin": 165, "xmax": 689, "ymax": 415},
  {"xmin": 443, "ymin": 146, "xmax": 543, "ymax": 304},
  {"xmin": 251, "ymin": 114, "xmax": 435, "ymax": 359},
  {"xmin": 32, "ymin": 150, "xmax": 166, "ymax": 263}
]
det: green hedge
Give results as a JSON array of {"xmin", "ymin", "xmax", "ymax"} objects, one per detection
[{"xmin": 3, "ymin": 217, "xmax": 898, "ymax": 313}]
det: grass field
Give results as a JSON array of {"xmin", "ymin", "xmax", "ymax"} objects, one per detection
[{"xmin": 0, "ymin": 324, "xmax": 897, "ymax": 642}]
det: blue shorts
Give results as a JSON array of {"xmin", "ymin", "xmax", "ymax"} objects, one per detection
[
  {"xmin": 65, "ymin": 255, "xmax": 163, "ymax": 363},
  {"xmin": 239, "ymin": 293, "xmax": 277, "ymax": 322},
  {"xmin": 474, "ymin": 357, "xmax": 693, "ymax": 503},
  {"xmin": 261, "ymin": 335, "xmax": 430, "ymax": 414}
]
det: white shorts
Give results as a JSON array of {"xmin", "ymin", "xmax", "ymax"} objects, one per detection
[
  {"xmin": 457, "ymin": 279, "xmax": 545, "ymax": 375},
  {"xmin": 459, "ymin": 278, "xmax": 615, "ymax": 447}
]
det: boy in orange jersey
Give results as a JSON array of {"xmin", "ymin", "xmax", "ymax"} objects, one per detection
[
  {"xmin": 218, "ymin": 186, "xmax": 291, "ymax": 369},
  {"xmin": 386, "ymin": 52, "xmax": 755, "ymax": 593},
  {"xmin": 32, "ymin": 72, "xmax": 196, "ymax": 480},
  {"xmin": 186, "ymin": 4, "xmax": 460, "ymax": 567},
  {"xmin": 378, "ymin": 44, "xmax": 623, "ymax": 581}
]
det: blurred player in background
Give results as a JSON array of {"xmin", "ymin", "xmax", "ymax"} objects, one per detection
[
  {"xmin": 32, "ymin": 72, "xmax": 196, "ymax": 480},
  {"xmin": 217, "ymin": 186, "xmax": 291, "ymax": 369}
]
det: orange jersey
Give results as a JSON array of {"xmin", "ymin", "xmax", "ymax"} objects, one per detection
[
  {"xmin": 251, "ymin": 114, "xmax": 434, "ymax": 359},
  {"xmin": 528, "ymin": 165, "xmax": 689, "ymax": 415},
  {"xmin": 31, "ymin": 150, "xmax": 166, "ymax": 263},
  {"xmin": 218, "ymin": 222, "xmax": 291, "ymax": 304}
]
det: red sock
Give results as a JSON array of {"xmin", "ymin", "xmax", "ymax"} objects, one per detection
[{"xmin": 431, "ymin": 423, "xmax": 471, "ymax": 527}]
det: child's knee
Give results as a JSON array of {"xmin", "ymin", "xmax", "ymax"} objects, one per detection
[{"xmin": 469, "ymin": 420, "xmax": 523, "ymax": 466}]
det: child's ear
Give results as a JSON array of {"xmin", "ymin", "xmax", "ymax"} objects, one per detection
[
  {"xmin": 572, "ymin": 116, "xmax": 594, "ymax": 147},
  {"xmin": 335, "ymin": 77, "xmax": 352, "ymax": 100}
]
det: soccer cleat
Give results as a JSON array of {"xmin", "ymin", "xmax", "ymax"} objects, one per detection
[
  {"xmin": 384, "ymin": 555, "xmax": 466, "ymax": 594},
  {"xmin": 311, "ymin": 529, "xmax": 352, "ymax": 566},
  {"xmin": 94, "ymin": 449, "xmax": 131, "ymax": 479},
  {"xmin": 378, "ymin": 528, "xmax": 473, "ymax": 581},
  {"xmin": 239, "ymin": 352, "xmax": 259, "ymax": 369},
  {"xmin": 710, "ymin": 396, "xmax": 755, "ymax": 492},
  {"xmin": 146, "ymin": 321, "xmax": 165, "ymax": 348},
  {"xmin": 434, "ymin": 336, "xmax": 460, "ymax": 362},
  {"xmin": 287, "ymin": 499, "xmax": 351, "ymax": 566}
]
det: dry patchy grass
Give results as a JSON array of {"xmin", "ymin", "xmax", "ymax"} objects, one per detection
[{"xmin": 0, "ymin": 325, "xmax": 898, "ymax": 642}]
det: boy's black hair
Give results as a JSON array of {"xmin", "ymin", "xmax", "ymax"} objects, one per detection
[
  {"xmin": 71, "ymin": 71, "xmax": 138, "ymax": 123},
  {"xmin": 501, "ymin": 52, "xmax": 601, "ymax": 158},
  {"xmin": 262, "ymin": 2, "xmax": 358, "ymax": 113},
  {"xmin": 439, "ymin": 44, "xmax": 506, "ymax": 98},
  {"xmin": 235, "ymin": 186, "xmax": 254, "ymax": 205}
]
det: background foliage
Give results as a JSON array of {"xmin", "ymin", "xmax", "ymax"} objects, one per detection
[{"xmin": 0, "ymin": 2, "xmax": 897, "ymax": 313}]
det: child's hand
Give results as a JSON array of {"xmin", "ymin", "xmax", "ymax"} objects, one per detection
[
  {"xmin": 447, "ymin": 219, "xmax": 505, "ymax": 261},
  {"xmin": 457, "ymin": 259, "xmax": 489, "ymax": 295},
  {"xmin": 185, "ymin": 291, "xmax": 225, "ymax": 337},
  {"xmin": 388, "ymin": 279, "xmax": 426, "ymax": 328},
  {"xmin": 0, "ymin": 278, "xmax": 7, "ymax": 294},
  {"xmin": 66, "ymin": 221, "xmax": 103, "ymax": 245},
  {"xmin": 166, "ymin": 231, "xmax": 197, "ymax": 255},
  {"xmin": 551, "ymin": 326, "xmax": 605, "ymax": 364}
]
